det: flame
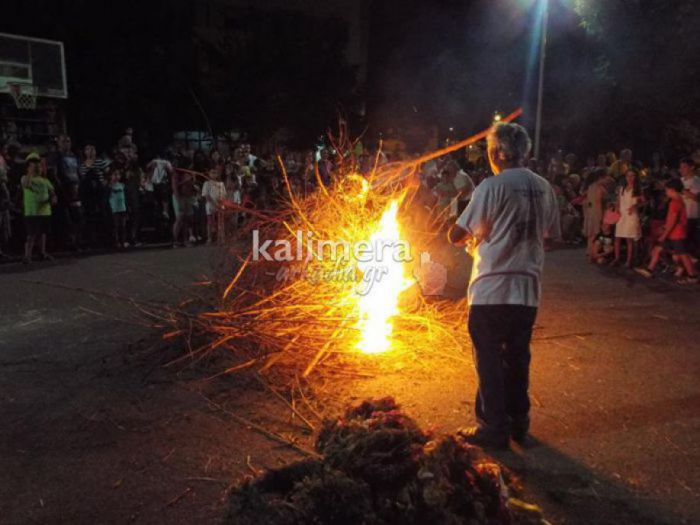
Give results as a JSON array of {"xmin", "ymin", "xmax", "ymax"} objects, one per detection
[{"xmin": 355, "ymin": 200, "xmax": 412, "ymax": 354}]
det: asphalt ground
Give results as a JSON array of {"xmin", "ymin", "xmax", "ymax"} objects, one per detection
[{"xmin": 0, "ymin": 245, "xmax": 698, "ymax": 524}]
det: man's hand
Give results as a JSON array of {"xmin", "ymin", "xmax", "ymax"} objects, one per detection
[{"xmin": 447, "ymin": 223, "xmax": 471, "ymax": 247}]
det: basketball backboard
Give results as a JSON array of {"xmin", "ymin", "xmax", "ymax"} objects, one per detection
[{"xmin": 0, "ymin": 32, "xmax": 67, "ymax": 99}]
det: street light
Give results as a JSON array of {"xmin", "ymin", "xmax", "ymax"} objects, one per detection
[{"xmin": 534, "ymin": 0, "xmax": 549, "ymax": 160}]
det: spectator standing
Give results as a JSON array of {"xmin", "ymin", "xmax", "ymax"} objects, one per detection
[
  {"xmin": 609, "ymin": 148, "xmax": 632, "ymax": 182},
  {"xmin": 635, "ymin": 179, "xmax": 698, "ymax": 284},
  {"xmin": 679, "ymin": 157, "xmax": 700, "ymax": 255},
  {"xmin": 108, "ymin": 168, "xmax": 128, "ymax": 248},
  {"xmin": 224, "ymin": 168, "xmax": 241, "ymax": 232},
  {"xmin": 146, "ymin": 152, "xmax": 174, "ymax": 240},
  {"xmin": 118, "ymin": 127, "xmax": 138, "ymax": 161},
  {"xmin": 547, "ymin": 150, "xmax": 567, "ymax": 183},
  {"xmin": 171, "ymin": 167, "xmax": 196, "ymax": 247},
  {"xmin": 79, "ymin": 144, "xmax": 110, "ymax": 247},
  {"xmin": 202, "ymin": 167, "xmax": 226, "ymax": 243},
  {"xmin": 451, "ymin": 161, "xmax": 475, "ymax": 217},
  {"xmin": 21, "ymin": 152, "xmax": 56, "ymax": 263},
  {"xmin": 583, "ymin": 169, "xmax": 607, "ymax": 261},
  {"xmin": 317, "ymin": 149, "xmax": 333, "ymax": 186},
  {"xmin": 54, "ymin": 134, "xmax": 82, "ymax": 249},
  {"xmin": 123, "ymin": 156, "xmax": 144, "ymax": 246},
  {"xmin": 613, "ymin": 169, "xmax": 643, "ymax": 268},
  {"xmin": 596, "ymin": 154, "xmax": 608, "ymax": 170}
]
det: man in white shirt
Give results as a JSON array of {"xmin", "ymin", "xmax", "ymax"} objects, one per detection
[
  {"xmin": 679, "ymin": 157, "xmax": 700, "ymax": 255},
  {"xmin": 448, "ymin": 122, "xmax": 560, "ymax": 448},
  {"xmin": 147, "ymin": 154, "xmax": 175, "ymax": 222}
]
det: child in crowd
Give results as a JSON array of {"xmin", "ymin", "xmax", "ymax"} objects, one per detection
[
  {"xmin": 635, "ymin": 179, "xmax": 698, "ymax": 284},
  {"xmin": 108, "ymin": 169, "xmax": 128, "ymax": 248},
  {"xmin": 21, "ymin": 152, "xmax": 56, "ymax": 264},
  {"xmin": 591, "ymin": 206, "xmax": 617, "ymax": 264},
  {"xmin": 201, "ymin": 167, "xmax": 226, "ymax": 243}
]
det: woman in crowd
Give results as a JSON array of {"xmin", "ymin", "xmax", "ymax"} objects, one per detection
[{"xmin": 612, "ymin": 169, "xmax": 643, "ymax": 267}]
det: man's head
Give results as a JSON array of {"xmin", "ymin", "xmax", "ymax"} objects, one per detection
[
  {"xmin": 486, "ymin": 122, "xmax": 531, "ymax": 175},
  {"xmin": 679, "ymin": 157, "xmax": 695, "ymax": 178},
  {"xmin": 620, "ymin": 149, "xmax": 632, "ymax": 162},
  {"xmin": 665, "ymin": 178, "xmax": 683, "ymax": 199},
  {"xmin": 527, "ymin": 158, "xmax": 540, "ymax": 173},
  {"xmin": 57, "ymin": 134, "xmax": 72, "ymax": 154},
  {"xmin": 26, "ymin": 152, "xmax": 41, "ymax": 175}
]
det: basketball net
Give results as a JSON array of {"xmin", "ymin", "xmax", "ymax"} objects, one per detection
[{"xmin": 9, "ymin": 83, "xmax": 38, "ymax": 110}]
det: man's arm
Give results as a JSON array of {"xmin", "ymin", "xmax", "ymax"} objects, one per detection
[{"xmin": 448, "ymin": 184, "xmax": 488, "ymax": 247}]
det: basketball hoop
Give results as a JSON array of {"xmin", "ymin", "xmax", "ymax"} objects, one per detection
[{"xmin": 8, "ymin": 83, "xmax": 38, "ymax": 110}]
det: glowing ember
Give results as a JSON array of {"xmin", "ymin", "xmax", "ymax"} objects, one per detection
[{"xmin": 355, "ymin": 200, "xmax": 413, "ymax": 354}]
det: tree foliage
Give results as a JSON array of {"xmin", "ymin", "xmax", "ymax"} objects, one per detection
[{"xmin": 572, "ymin": 0, "xmax": 700, "ymax": 157}]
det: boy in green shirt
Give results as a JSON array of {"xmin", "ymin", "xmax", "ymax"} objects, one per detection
[{"xmin": 21, "ymin": 152, "xmax": 56, "ymax": 264}]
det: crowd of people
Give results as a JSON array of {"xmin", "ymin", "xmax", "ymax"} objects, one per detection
[
  {"xmin": 1, "ymin": 128, "xmax": 699, "ymax": 286},
  {"xmin": 0, "ymin": 130, "xmax": 333, "ymax": 263},
  {"xmin": 417, "ymin": 147, "xmax": 700, "ymax": 285}
]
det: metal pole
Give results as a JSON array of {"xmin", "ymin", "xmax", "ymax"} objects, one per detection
[{"xmin": 534, "ymin": 0, "xmax": 549, "ymax": 160}]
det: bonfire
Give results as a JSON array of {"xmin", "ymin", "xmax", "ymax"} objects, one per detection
[{"xmin": 155, "ymin": 110, "xmax": 522, "ymax": 391}]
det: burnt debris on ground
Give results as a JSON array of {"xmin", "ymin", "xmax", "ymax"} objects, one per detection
[{"xmin": 225, "ymin": 397, "xmax": 548, "ymax": 524}]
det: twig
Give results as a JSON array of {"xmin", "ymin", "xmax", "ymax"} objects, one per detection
[
  {"xmin": 198, "ymin": 393, "xmax": 321, "ymax": 459},
  {"xmin": 246, "ymin": 455, "xmax": 261, "ymax": 476},
  {"xmin": 255, "ymin": 373, "xmax": 315, "ymax": 431},
  {"xmin": 165, "ymin": 487, "xmax": 192, "ymax": 508},
  {"xmin": 185, "ymin": 477, "xmax": 228, "ymax": 484}
]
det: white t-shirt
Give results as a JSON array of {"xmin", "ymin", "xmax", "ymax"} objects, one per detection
[
  {"xmin": 201, "ymin": 180, "xmax": 226, "ymax": 215},
  {"xmin": 682, "ymin": 175, "xmax": 700, "ymax": 219},
  {"xmin": 150, "ymin": 159, "xmax": 173, "ymax": 185},
  {"xmin": 455, "ymin": 167, "xmax": 560, "ymax": 307}
]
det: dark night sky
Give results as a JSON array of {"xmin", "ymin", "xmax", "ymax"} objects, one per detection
[
  {"xmin": 2, "ymin": 0, "xmax": 699, "ymax": 158},
  {"xmin": 366, "ymin": 0, "xmax": 589, "ymax": 138}
]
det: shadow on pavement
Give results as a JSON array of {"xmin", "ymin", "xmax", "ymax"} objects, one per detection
[{"xmin": 491, "ymin": 436, "xmax": 687, "ymax": 525}]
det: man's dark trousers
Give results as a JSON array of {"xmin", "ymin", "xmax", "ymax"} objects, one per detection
[{"xmin": 468, "ymin": 304, "xmax": 538, "ymax": 439}]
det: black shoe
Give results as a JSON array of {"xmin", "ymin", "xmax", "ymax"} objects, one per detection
[
  {"xmin": 457, "ymin": 426, "xmax": 509, "ymax": 449},
  {"xmin": 511, "ymin": 418, "xmax": 530, "ymax": 444},
  {"xmin": 511, "ymin": 428, "xmax": 528, "ymax": 444}
]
